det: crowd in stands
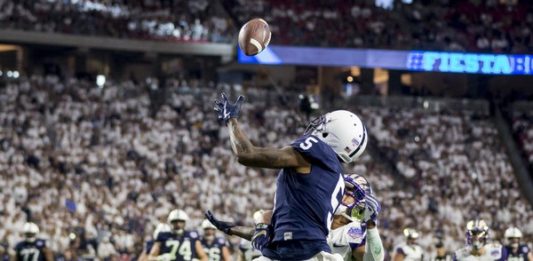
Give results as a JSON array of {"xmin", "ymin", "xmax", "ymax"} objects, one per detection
[
  {"xmin": 1, "ymin": 0, "xmax": 532, "ymax": 53},
  {"xmin": 0, "ymin": 75, "xmax": 532, "ymax": 259},
  {"xmin": 229, "ymin": 0, "xmax": 533, "ymax": 53},
  {"xmin": 512, "ymin": 110, "xmax": 533, "ymax": 172},
  {"xmin": 0, "ymin": 0, "xmax": 234, "ymax": 43}
]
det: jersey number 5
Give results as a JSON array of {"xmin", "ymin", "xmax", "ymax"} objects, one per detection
[{"xmin": 299, "ymin": 137, "xmax": 318, "ymax": 150}]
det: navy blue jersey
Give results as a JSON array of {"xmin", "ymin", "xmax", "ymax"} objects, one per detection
[
  {"xmin": 504, "ymin": 244, "xmax": 530, "ymax": 261},
  {"xmin": 156, "ymin": 231, "xmax": 199, "ymax": 261},
  {"xmin": 266, "ymin": 135, "xmax": 345, "ymax": 260},
  {"xmin": 201, "ymin": 237, "xmax": 226, "ymax": 261},
  {"xmin": 15, "ymin": 239, "xmax": 47, "ymax": 261},
  {"xmin": 144, "ymin": 239, "xmax": 154, "ymax": 254}
]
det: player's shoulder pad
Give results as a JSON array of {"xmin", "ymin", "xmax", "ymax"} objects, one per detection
[
  {"xmin": 186, "ymin": 230, "xmax": 199, "ymax": 239},
  {"xmin": 35, "ymin": 239, "xmax": 46, "ymax": 248},
  {"xmin": 216, "ymin": 237, "xmax": 226, "ymax": 246},
  {"xmin": 486, "ymin": 243, "xmax": 503, "ymax": 258},
  {"xmin": 520, "ymin": 244, "xmax": 530, "ymax": 253},
  {"xmin": 291, "ymin": 135, "xmax": 341, "ymax": 172},
  {"xmin": 156, "ymin": 231, "xmax": 173, "ymax": 242}
]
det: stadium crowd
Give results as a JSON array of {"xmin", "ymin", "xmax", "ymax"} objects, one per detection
[
  {"xmin": 229, "ymin": 0, "xmax": 533, "ymax": 53},
  {"xmin": 512, "ymin": 110, "xmax": 533, "ymax": 172},
  {"xmin": 0, "ymin": 75, "xmax": 532, "ymax": 260},
  {"xmin": 1, "ymin": 0, "xmax": 533, "ymax": 52},
  {"xmin": 0, "ymin": 0, "xmax": 234, "ymax": 43}
]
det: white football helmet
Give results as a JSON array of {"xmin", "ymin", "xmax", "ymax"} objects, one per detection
[
  {"xmin": 306, "ymin": 110, "xmax": 367, "ymax": 163},
  {"xmin": 153, "ymin": 223, "xmax": 171, "ymax": 239},
  {"xmin": 167, "ymin": 209, "xmax": 189, "ymax": 223},
  {"xmin": 23, "ymin": 222, "xmax": 39, "ymax": 242},
  {"xmin": 23, "ymin": 222, "xmax": 40, "ymax": 235},
  {"xmin": 201, "ymin": 219, "xmax": 217, "ymax": 230},
  {"xmin": 504, "ymin": 227, "xmax": 523, "ymax": 239},
  {"xmin": 403, "ymin": 228, "xmax": 419, "ymax": 240}
]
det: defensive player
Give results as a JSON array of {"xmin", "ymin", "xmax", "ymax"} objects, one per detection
[
  {"xmin": 502, "ymin": 227, "xmax": 532, "ymax": 260},
  {"xmin": 149, "ymin": 209, "xmax": 208, "ymax": 261},
  {"xmin": 453, "ymin": 219, "xmax": 506, "ymax": 261},
  {"xmin": 205, "ymin": 173, "xmax": 384, "ymax": 261},
  {"xmin": 14, "ymin": 222, "xmax": 54, "ymax": 261},
  {"xmin": 200, "ymin": 219, "xmax": 231, "ymax": 261},
  {"xmin": 214, "ymin": 93, "xmax": 367, "ymax": 260},
  {"xmin": 139, "ymin": 223, "xmax": 171, "ymax": 261},
  {"xmin": 392, "ymin": 228, "xmax": 424, "ymax": 261}
]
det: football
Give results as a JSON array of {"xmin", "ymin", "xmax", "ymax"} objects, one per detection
[{"xmin": 238, "ymin": 18, "xmax": 272, "ymax": 56}]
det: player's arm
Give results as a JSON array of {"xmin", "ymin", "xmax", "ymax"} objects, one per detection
[
  {"xmin": 363, "ymin": 222, "xmax": 385, "ymax": 261},
  {"xmin": 43, "ymin": 247, "xmax": 54, "ymax": 261},
  {"xmin": 148, "ymin": 242, "xmax": 161, "ymax": 260},
  {"xmin": 222, "ymin": 245, "xmax": 232, "ymax": 261},
  {"xmin": 352, "ymin": 245, "xmax": 365, "ymax": 261},
  {"xmin": 138, "ymin": 251, "xmax": 147, "ymax": 261},
  {"xmin": 228, "ymin": 119, "xmax": 310, "ymax": 169},
  {"xmin": 194, "ymin": 240, "xmax": 208, "ymax": 261},
  {"xmin": 392, "ymin": 249, "xmax": 405, "ymax": 261}
]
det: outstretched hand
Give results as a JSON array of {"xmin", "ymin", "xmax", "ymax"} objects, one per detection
[
  {"xmin": 204, "ymin": 210, "xmax": 236, "ymax": 235},
  {"xmin": 214, "ymin": 93, "xmax": 245, "ymax": 124}
]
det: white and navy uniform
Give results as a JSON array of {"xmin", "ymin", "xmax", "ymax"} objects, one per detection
[
  {"xmin": 503, "ymin": 244, "xmax": 530, "ymax": 261},
  {"xmin": 15, "ymin": 239, "xmax": 47, "ymax": 261},
  {"xmin": 157, "ymin": 231, "xmax": 200, "ymax": 261},
  {"xmin": 239, "ymin": 239, "xmax": 262, "ymax": 261},
  {"xmin": 453, "ymin": 243, "xmax": 506, "ymax": 261},
  {"xmin": 328, "ymin": 221, "xmax": 366, "ymax": 260},
  {"xmin": 260, "ymin": 135, "xmax": 345, "ymax": 260},
  {"xmin": 394, "ymin": 243, "xmax": 423, "ymax": 261},
  {"xmin": 201, "ymin": 237, "xmax": 227, "ymax": 261}
]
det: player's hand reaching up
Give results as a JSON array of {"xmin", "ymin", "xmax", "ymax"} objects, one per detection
[
  {"xmin": 214, "ymin": 93, "xmax": 245, "ymax": 124},
  {"xmin": 363, "ymin": 193, "xmax": 381, "ymax": 223},
  {"xmin": 205, "ymin": 210, "xmax": 236, "ymax": 235}
]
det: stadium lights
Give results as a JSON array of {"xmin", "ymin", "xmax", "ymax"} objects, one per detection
[
  {"xmin": 13, "ymin": 71, "xmax": 19, "ymax": 78},
  {"xmin": 6, "ymin": 71, "xmax": 12, "ymax": 78},
  {"xmin": 0, "ymin": 71, "xmax": 2, "ymax": 76},
  {"xmin": 96, "ymin": 75, "xmax": 106, "ymax": 88},
  {"xmin": 347, "ymin": 76, "xmax": 354, "ymax": 82}
]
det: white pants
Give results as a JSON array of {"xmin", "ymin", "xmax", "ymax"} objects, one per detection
[{"xmin": 252, "ymin": 251, "xmax": 344, "ymax": 261}]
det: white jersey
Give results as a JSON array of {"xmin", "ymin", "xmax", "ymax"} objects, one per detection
[
  {"xmin": 327, "ymin": 221, "xmax": 366, "ymax": 260},
  {"xmin": 453, "ymin": 243, "xmax": 504, "ymax": 261},
  {"xmin": 393, "ymin": 243, "xmax": 424, "ymax": 261}
]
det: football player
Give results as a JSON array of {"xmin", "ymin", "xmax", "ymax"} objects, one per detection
[
  {"xmin": 453, "ymin": 219, "xmax": 505, "ymax": 261},
  {"xmin": 214, "ymin": 94, "xmax": 367, "ymax": 261},
  {"xmin": 14, "ymin": 222, "xmax": 54, "ymax": 261},
  {"xmin": 238, "ymin": 239, "xmax": 262, "ymax": 261},
  {"xmin": 205, "ymin": 173, "xmax": 384, "ymax": 261},
  {"xmin": 139, "ymin": 223, "xmax": 171, "ymax": 261},
  {"xmin": 328, "ymin": 174, "xmax": 383, "ymax": 261},
  {"xmin": 392, "ymin": 228, "xmax": 424, "ymax": 261},
  {"xmin": 502, "ymin": 227, "xmax": 532, "ymax": 260},
  {"xmin": 149, "ymin": 209, "xmax": 208, "ymax": 261},
  {"xmin": 200, "ymin": 219, "xmax": 231, "ymax": 261}
]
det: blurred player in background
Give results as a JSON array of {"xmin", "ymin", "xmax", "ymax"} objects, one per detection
[
  {"xmin": 453, "ymin": 219, "xmax": 505, "ymax": 261},
  {"xmin": 392, "ymin": 228, "xmax": 424, "ymax": 261},
  {"xmin": 503, "ymin": 227, "xmax": 532, "ymax": 260},
  {"xmin": 205, "ymin": 173, "xmax": 384, "ymax": 261},
  {"xmin": 14, "ymin": 223, "xmax": 54, "ymax": 261},
  {"xmin": 149, "ymin": 209, "xmax": 208, "ymax": 261},
  {"xmin": 238, "ymin": 239, "xmax": 262, "ymax": 261},
  {"xmin": 214, "ymin": 93, "xmax": 367, "ymax": 261},
  {"xmin": 138, "ymin": 223, "xmax": 171, "ymax": 261},
  {"xmin": 200, "ymin": 219, "xmax": 231, "ymax": 261}
]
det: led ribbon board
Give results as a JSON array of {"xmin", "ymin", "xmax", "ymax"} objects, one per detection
[{"xmin": 238, "ymin": 46, "xmax": 533, "ymax": 75}]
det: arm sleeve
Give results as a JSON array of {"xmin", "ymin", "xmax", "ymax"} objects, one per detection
[
  {"xmin": 290, "ymin": 135, "xmax": 340, "ymax": 172},
  {"xmin": 363, "ymin": 227, "xmax": 385, "ymax": 261}
]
